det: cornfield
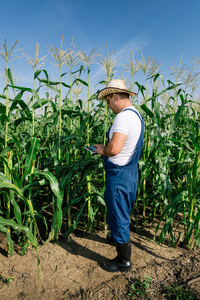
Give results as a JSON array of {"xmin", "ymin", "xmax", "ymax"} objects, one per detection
[{"xmin": 0, "ymin": 38, "xmax": 199, "ymax": 265}]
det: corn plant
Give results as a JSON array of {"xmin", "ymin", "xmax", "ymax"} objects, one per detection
[
  {"xmin": 123, "ymin": 50, "xmax": 140, "ymax": 103},
  {"xmin": 138, "ymin": 50, "xmax": 152, "ymax": 103},
  {"xmin": 154, "ymin": 94, "xmax": 200, "ymax": 248},
  {"xmin": 0, "ymin": 39, "xmax": 22, "ymax": 255},
  {"xmin": 23, "ymin": 42, "xmax": 47, "ymax": 135},
  {"xmin": 170, "ymin": 55, "xmax": 188, "ymax": 112},
  {"xmin": 77, "ymin": 48, "xmax": 100, "ymax": 229}
]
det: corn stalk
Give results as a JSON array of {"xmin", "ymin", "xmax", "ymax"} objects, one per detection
[{"xmin": 77, "ymin": 48, "xmax": 100, "ymax": 228}]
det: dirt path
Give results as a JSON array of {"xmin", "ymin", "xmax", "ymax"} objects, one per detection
[{"xmin": 0, "ymin": 224, "xmax": 200, "ymax": 299}]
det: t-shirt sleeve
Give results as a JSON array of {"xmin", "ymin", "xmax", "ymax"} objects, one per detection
[{"xmin": 112, "ymin": 113, "xmax": 129, "ymax": 135}]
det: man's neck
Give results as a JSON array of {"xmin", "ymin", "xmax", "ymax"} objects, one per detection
[{"xmin": 117, "ymin": 99, "xmax": 133, "ymax": 113}]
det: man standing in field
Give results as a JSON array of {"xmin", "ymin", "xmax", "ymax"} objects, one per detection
[{"xmin": 94, "ymin": 79, "xmax": 144, "ymax": 272}]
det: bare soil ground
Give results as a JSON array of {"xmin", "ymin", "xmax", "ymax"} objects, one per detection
[{"xmin": 0, "ymin": 221, "xmax": 200, "ymax": 299}]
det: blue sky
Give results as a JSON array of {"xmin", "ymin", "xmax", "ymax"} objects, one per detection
[{"xmin": 0, "ymin": 0, "xmax": 200, "ymax": 99}]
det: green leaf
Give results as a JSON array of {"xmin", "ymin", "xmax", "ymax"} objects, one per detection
[
  {"xmin": 35, "ymin": 170, "xmax": 63, "ymax": 200},
  {"xmin": 10, "ymin": 99, "xmax": 32, "ymax": 118},
  {"xmin": 147, "ymin": 83, "xmax": 181, "ymax": 102},
  {"xmin": 0, "ymin": 172, "xmax": 35, "ymax": 218},
  {"xmin": 8, "ymin": 84, "xmax": 32, "ymax": 93},
  {"xmin": 0, "ymin": 216, "xmax": 38, "ymax": 252},
  {"xmin": 61, "ymin": 82, "xmax": 70, "ymax": 88},
  {"xmin": 64, "ymin": 201, "xmax": 86, "ymax": 237},
  {"xmin": 7, "ymin": 68, "xmax": 14, "ymax": 86},
  {"xmin": 21, "ymin": 138, "xmax": 40, "ymax": 184},
  {"xmin": 34, "ymin": 170, "xmax": 63, "ymax": 231},
  {"xmin": 168, "ymin": 104, "xmax": 184, "ymax": 136},
  {"xmin": 34, "ymin": 69, "xmax": 49, "ymax": 80},
  {"xmin": 141, "ymin": 104, "xmax": 154, "ymax": 118},
  {"xmin": 0, "ymin": 94, "xmax": 6, "ymax": 100},
  {"xmin": 0, "ymin": 102, "xmax": 6, "ymax": 114},
  {"xmin": 0, "ymin": 224, "xmax": 14, "ymax": 256},
  {"xmin": 60, "ymin": 171, "xmax": 74, "ymax": 190},
  {"xmin": 61, "ymin": 135, "xmax": 77, "ymax": 143},
  {"xmin": 32, "ymin": 98, "xmax": 51, "ymax": 109},
  {"xmin": 8, "ymin": 85, "xmax": 43, "ymax": 107},
  {"xmin": 15, "ymin": 90, "xmax": 24, "ymax": 100},
  {"xmin": 10, "ymin": 192, "xmax": 22, "ymax": 224},
  {"xmin": 14, "ymin": 117, "xmax": 32, "ymax": 128}
]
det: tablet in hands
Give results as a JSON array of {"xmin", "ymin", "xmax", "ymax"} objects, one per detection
[{"xmin": 84, "ymin": 145, "xmax": 96, "ymax": 154}]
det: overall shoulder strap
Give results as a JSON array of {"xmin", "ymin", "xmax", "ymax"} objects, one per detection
[{"xmin": 122, "ymin": 108, "xmax": 143, "ymax": 121}]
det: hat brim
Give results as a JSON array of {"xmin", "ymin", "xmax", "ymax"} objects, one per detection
[{"xmin": 97, "ymin": 87, "xmax": 137, "ymax": 100}]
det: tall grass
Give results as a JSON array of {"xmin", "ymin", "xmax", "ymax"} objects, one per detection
[{"xmin": 0, "ymin": 38, "xmax": 199, "ymax": 259}]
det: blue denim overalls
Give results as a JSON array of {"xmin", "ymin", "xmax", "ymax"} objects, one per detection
[{"xmin": 104, "ymin": 108, "xmax": 145, "ymax": 244}]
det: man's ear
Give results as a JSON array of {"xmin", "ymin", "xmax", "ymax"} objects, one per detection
[{"xmin": 113, "ymin": 93, "xmax": 118, "ymax": 102}]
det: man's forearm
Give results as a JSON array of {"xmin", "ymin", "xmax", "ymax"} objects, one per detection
[
  {"xmin": 94, "ymin": 144, "xmax": 112, "ymax": 156},
  {"xmin": 94, "ymin": 132, "xmax": 127, "ymax": 157},
  {"xmin": 94, "ymin": 143, "xmax": 117, "ymax": 157}
]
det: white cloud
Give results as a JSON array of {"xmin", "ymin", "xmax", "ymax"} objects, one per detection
[
  {"xmin": 90, "ymin": 35, "xmax": 148, "ymax": 86},
  {"xmin": 115, "ymin": 37, "xmax": 148, "ymax": 63}
]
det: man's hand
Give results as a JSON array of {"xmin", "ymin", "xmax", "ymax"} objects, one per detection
[
  {"xmin": 94, "ymin": 132, "xmax": 127, "ymax": 157},
  {"xmin": 94, "ymin": 144, "xmax": 106, "ymax": 155}
]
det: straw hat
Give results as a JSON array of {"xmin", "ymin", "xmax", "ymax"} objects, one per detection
[{"xmin": 97, "ymin": 79, "xmax": 136, "ymax": 100}]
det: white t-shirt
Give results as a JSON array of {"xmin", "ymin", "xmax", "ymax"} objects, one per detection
[{"xmin": 108, "ymin": 106, "xmax": 142, "ymax": 166}]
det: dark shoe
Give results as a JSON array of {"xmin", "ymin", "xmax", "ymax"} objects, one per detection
[
  {"xmin": 101, "ymin": 240, "xmax": 131, "ymax": 272},
  {"xmin": 101, "ymin": 256, "xmax": 131, "ymax": 272}
]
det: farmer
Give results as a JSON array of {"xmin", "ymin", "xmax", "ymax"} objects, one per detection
[{"xmin": 94, "ymin": 79, "xmax": 145, "ymax": 272}]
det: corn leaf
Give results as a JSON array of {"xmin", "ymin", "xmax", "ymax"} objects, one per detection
[
  {"xmin": 64, "ymin": 201, "xmax": 86, "ymax": 237},
  {"xmin": 21, "ymin": 137, "xmax": 40, "ymax": 184},
  {"xmin": 0, "ymin": 216, "xmax": 38, "ymax": 252},
  {"xmin": 34, "ymin": 170, "xmax": 63, "ymax": 231},
  {"xmin": 168, "ymin": 104, "xmax": 184, "ymax": 136},
  {"xmin": 0, "ymin": 172, "xmax": 35, "ymax": 218},
  {"xmin": 10, "ymin": 99, "xmax": 32, "ymax": 118},
  {"xmin": 0, "ymin": 224, "xmax": 14, "ymax": 256}
]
